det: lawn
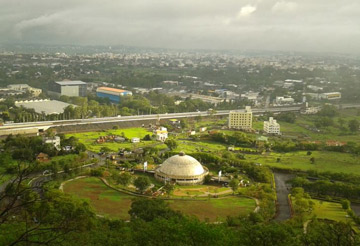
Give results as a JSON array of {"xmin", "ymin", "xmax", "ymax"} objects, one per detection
[
  {"xmin": 245, "ymin": 151, "xmax": 360, "ymax": 175},
  {"xmin": 63, "ymin": 177, "xmax": 255, "ymax": 221},
  {"xmin": 172, "ymin": 185, "xmax": 231, "ymax": 197},
  {"xmin": 311, "ymin": 199, "xmax": 351, "ymax": 222},
  {"xmin": 65, "ymin": 128, "xmax": 156, "ymax": 152},
  {"xmin": 291, "ymin": 197, "xmax": 356, "ymax": 228},
  {"xmin": 175, "ymin": 140, "xmax": 227, "ymax": 153}
]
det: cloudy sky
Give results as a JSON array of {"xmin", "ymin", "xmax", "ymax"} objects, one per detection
[{"xmin": 1, "ymin": 0, "xmax": 359, "ymax": 53}]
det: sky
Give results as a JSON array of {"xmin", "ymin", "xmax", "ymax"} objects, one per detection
[{"xmin": 1, "ymin": 0, "xmax": 360, "ymax": 53}]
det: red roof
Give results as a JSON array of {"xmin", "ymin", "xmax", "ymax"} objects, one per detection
[{"xmin": 97, "ymin": 87, "xmax": 126, "ymax": 93}]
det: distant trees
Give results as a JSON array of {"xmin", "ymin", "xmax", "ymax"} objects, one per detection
[
  {"xmin": 164, "ymin": 139, "xmax": 178, "ymax": 150},
  {"xmin": 348, "ymin": 119, "xmax": 359, "ymax": 133},
  {"xmin": 277, "ymin": 112, "xmax": 296, "ymax": 123},
  {"xmin": 229, "ymin": 178, "xmax": 239, "ymax": 194},
  {"xmin": 134, "ymin": 176, "xmax": 151, "ymax": 193}
]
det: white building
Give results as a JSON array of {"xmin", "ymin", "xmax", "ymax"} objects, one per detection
[
  {"xmin": 263, "ymin": 117, "xmax": 281, "ymax": 135},
  {"xmin": 43, "ymin": 136, "xmax": 61, "ymax": 150},
  {"xmin": 155, "ymin": 127, "xmax": 168, "ymax": 142},
  {"xmin": 275, "ymin": 96, "xmax": 295, "ymax": 105},
  {"xmin": 131, "ymin": 137, "xmax": 140, "ymax": 143},
  {"xmin": 228, "ymin": 106, "xmax": 253, "ymax": 130},
  {"xmin": 319, "ymin": 92, "xmax": 341, "ymax": 100}
]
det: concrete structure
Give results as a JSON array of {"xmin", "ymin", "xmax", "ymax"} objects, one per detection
[
  {"xmin": 6, "ymin": 84, "xmax": 42, "ymax": 97},
  {"xmin": 43, "ymin": 136, "xmax": 61, "ymax": 150},
  {"xmin": 96, "ymin": 87, "xmax": 132, "ymax": 103},
  {"xmin": 275, "ymin": 96, "xmax": 295, "ymax": 105},
  {"xmin": 155, "ymin": 127, "xmax": 168, "ymax": 142},
  {"xmin": 15, "ymin": 99, "xmax": 74, "ymax": 115},
  {"xmin": 228, "ymin": 106, "xmax": 253, "ymax": 130},
  {"xmin": 49, "ymin": 80, "xmax": 87, "ymax": 97},
  {"xmin": 154, "ymin": 152, "xmax": 209, "ymax": 185},
  {"xmin": 263, "ymin": 117, "xmax": 281, "ymax": 135},
  {"xmin": 319, "ymin": 92, "xmax": 341, "ymax": 100},
  {"xmin": 131, "ymin": 137, "xmax": 140, "ymax": 143}
]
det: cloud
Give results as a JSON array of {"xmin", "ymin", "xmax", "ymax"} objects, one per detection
[
  {"xmin": 0, "ymin": 0, "xmax": 359, "ymax": 54},
  {"xmin": 237, "ymin": 5, "xmax": 257, "ymax": 18},
  {"xmin": 272, "ymin": 1, "xmax": 298, "ymax": 12}
]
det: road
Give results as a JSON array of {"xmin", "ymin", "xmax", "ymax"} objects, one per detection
[
  {"xmin": 273, "ymin": 172, "xmax": 294, "ymax": 221},
  {"xmin": 0, "ymin": 106, "xmax": 302, "ymax": 136}
]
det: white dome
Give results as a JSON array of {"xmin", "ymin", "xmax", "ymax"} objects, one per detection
[{"xmin": 158, "ymin": 153, "xmax": 205, "ymax": 177}]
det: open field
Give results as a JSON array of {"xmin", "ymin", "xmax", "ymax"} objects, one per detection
[
  {"xmin": 245, "ymin": 151, "xmax": 360, "ymax": 175},
  {"xmin": 66, "ymin": 128, "xmax": 155, "ymax": 152},
  {"xmin": 175, "ymin": 140, "xmax": 227, "ymax": 153},
  {"xmin": 311, "ymin": 199, "xmax": 352, "ymax": 222},
  {"xmin": 63, "ymin": 177, "xmax": 255, "ymax": 221},
  {"xmin": 173, "ymin": 185, "xmax": 231, "ymax": 197}
]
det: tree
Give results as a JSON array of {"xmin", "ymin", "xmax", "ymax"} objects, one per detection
[
  {"xmin": 341, "ymin": 199, "xmax": 351, "ymax": 210},
  {"xmin": 204, "ymin": 174, "xmax": 212, "ymax": 184},
  {"xmin": 348, "ymin": 119, "xmax": 359, "ymax": 133},
  {"xmin": 100, "ymin": 146, "xmax": 112, "ymax": 153},
  {"xmin": 163, "ymin": 183, "xmax": 175, "ymax": 197},
  {"xmin": 116, "ymin": 172, "xmax": 132, "ymax": 186},
  {"xmin": 128, "ymin": 198, "xmax": 181, "ymax": 222},
  {"xmin": 164, "ymin": 139, "xmax": 178, "ymax": 150},
  {"xmin": 229, "ymin": 178, "xmax": 239, "ymax": 194},
  {"xmin": 134, "ymin": 176, "xmax": 151, "ymax": 194}
]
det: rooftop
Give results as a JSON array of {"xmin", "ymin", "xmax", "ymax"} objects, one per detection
[
  {"xmin": 97, "ymin": 87, "xmax": 127, "ymax": 93},
  {"xmin": 15, "ymin": 99, "xmax": 74, "ymax": 115},
  {"xmin": 55, "ymin": 80, "xmax": 87, "ymax": 86}
]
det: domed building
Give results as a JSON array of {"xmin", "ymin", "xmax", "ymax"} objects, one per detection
[{"xmin": 155, "ymin": 152, "xmax": 209, "ymax": 185}]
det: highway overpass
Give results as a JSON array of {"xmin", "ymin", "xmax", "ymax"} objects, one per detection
[{"xmin": 0, "ymin": 105, "xmax": 302, "ymax": 136}]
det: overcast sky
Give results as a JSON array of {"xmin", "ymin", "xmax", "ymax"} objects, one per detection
[{"xmin": 1, "ymin": 0, "xmax": 360, "ymax": 53}]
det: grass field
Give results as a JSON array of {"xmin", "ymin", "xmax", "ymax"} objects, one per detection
[
  {"xmin": 65, "ymin": 128, "xmax": 155, "ymax": 152},
  {"xmin": 173, "ymin": 185, "xmax": 231, "ymax": 197},
  {"xmin": 63, "ymin": 177, "xmax": 255, "ymax": 221},
  {"xmin": 291, "ymin": 197, "xmax": 355, "ymax": 227},
  {"xmin": 245, "ymin": 151, "xmax": 360, "ymax": 175},
  {"xmin": 311, "ymin": 199, "xmax": 352, "ymax": 222},
  {"xmin": 175, "ymin": 140, "xmax": 227, "ymax": 153}
]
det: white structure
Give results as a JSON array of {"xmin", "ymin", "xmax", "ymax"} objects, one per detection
[
  {"xmin": 154, "ymin": 152, "xmax": 209, "ymax": 185},
  {"xmin": 131, "ymin": 137, "xmax": 140, "ymax": 143},
  {"xmin": 263, "ymin": 117, "xmax": 281, "ymax": 135},
  {"xmin": 155, "ymin": 127, "xmax": 168, "ymax": 142},
  {"xmin": 319, "ymin": 92, "xmax": 341, "ymax": 100},
  {"xmin": 43, "ymin": 136, "xmax": 61, "ymax": 150},
  {"xmin": 275, "ymin": 96, "xmax": 295, "ymax": 105},
  {"xmin": 6, "ymin": 84, "xmax": 42, "ymax": 97},
  {"xmin": 228, "ymin": 106, "xmax": 253, "ymax": 130}
]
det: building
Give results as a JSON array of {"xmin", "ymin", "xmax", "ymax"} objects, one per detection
[
  {"xmin": 275, "ymin": 96, "xmax": 295, "ymax": 105},
  {"xmin": 7, "ymin": 84, "xmax": 42, "ymax": 97},
  {"xmin": 28, "ymin": 87, "xmax": 42, "ymax": 97},
  {"xmin": 154, "ymin": 152, "xmax": 209, "ymax": 185},
  {"xmin": 96, "ymin": 87, "xmax": 132, "ymax": 103},
  {"xmin": 15, "ymin": 99, "xmax": 74, "ymax": 115},
  {"xmin": 43, "ymin": 136, "xmax": 61, "ymax": 150},
  {"xmin": 49, "ymin": 80, "xmax": 87, "ymax": 97},
  {"xmin": 36, "ymin": 153, "xmax": 49, "ymax": 162},
  {"xmin": 319, "ymin": 92, "xmax": 341, "ymax": 100},
  {"xmin": 155, "ymin": 127, "xmax": 168, "ymax": 142},
  {"xmin": 263, "ymin": 117, "xmax": 281, "ymax": 135},
  {"xmin": 228, "ymin": 106, "xmax": 253, "ymax": 130},
  {"xmin": 131, "ymin": 137, "xmax": 140, "ymax": 143}
]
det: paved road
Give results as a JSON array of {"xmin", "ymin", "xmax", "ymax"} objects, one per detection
[
  {"xmin": 273, "ymin": 172, "xmax": 294, "ymax": 221},
  {"xmin": 0, "ymin": 106, "xmax": 302, "ymax": 136}
]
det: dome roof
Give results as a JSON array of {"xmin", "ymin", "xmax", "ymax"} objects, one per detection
[{"xmin": 158, "ymin": 153, "xmax": 205, "ymax": 177}]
